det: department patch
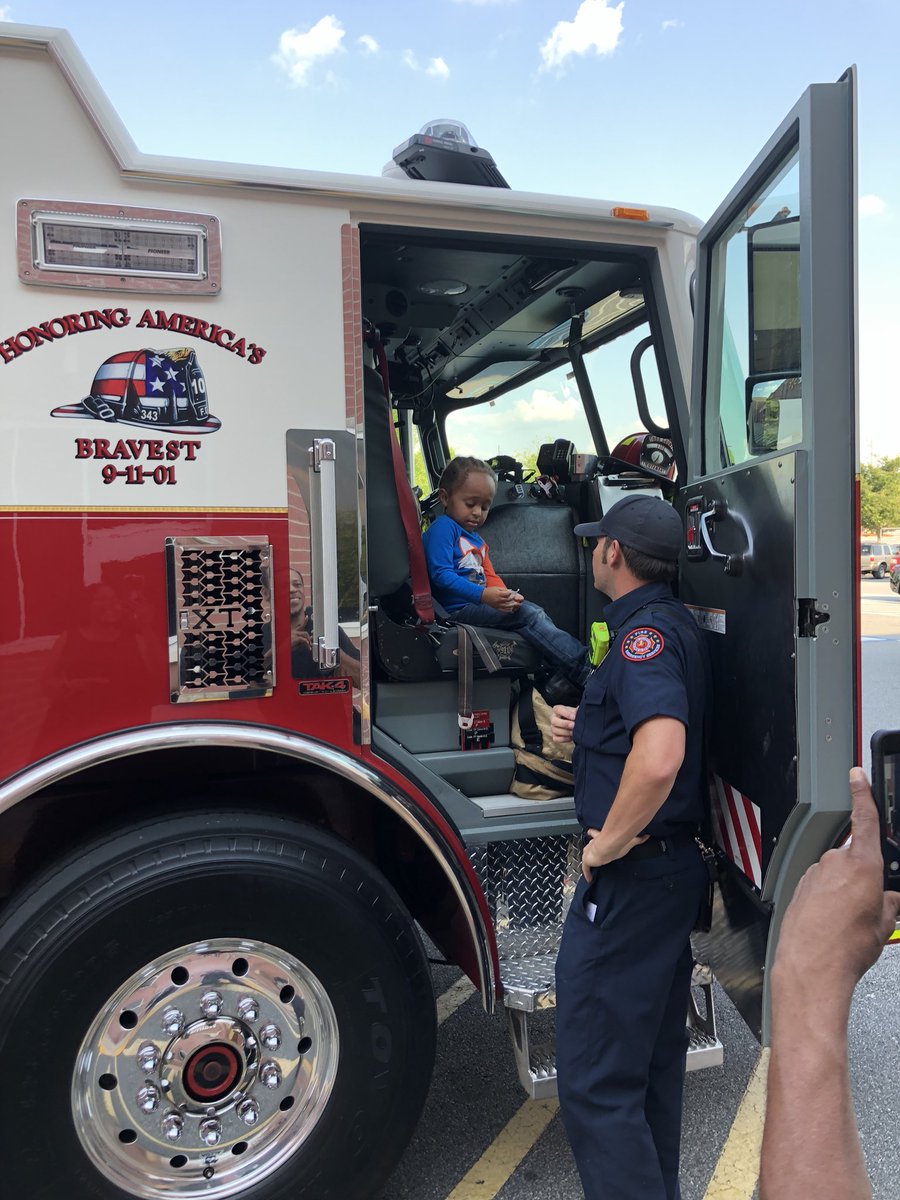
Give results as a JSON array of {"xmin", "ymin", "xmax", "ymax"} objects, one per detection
[{"xmin": 621, "ymin": 627, "xmax": 665, "ymax": 662}]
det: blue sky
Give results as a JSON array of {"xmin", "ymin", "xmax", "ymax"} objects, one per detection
[{"xmin": 3, "ymin": 0, "xmax": 897, "ymax": 460}]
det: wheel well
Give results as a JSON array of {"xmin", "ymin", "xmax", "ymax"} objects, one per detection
[{"xmin": 0, "ymin": 743, "xmax": 484, "ymax": 989}]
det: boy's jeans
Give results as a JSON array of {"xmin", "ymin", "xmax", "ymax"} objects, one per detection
[{"xmin": 450, "ymin": 599, "xmax": 589, "ymax": 684}]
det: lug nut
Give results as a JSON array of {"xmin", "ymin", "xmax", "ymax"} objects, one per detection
[
  {"xmin": 237, "ymin": 1098, "xmax": 260, "ymax": 1126},
  {"xmin": 161, "ymin": 1007, "xmax": 185, "ymax": 1036},
  {"xmin": 199, "ymin": 1118, "xmax": 222, "ymax": 1146},
  {"xmin": 259, "ymin": 1023, "xmax": 281, "ymax": 1051},
  {"xmin": 238, "ymin": 997, "xmax": 260, "ymax": 1023},
  {"xmin": 137, "ymin": 1084, "xmax": 160, "ymax": 1113},
  {"xmin": 200, "ymin": 990, "xmax": 224, "ymax": 1018},
  {"xmin": 259, "ymin": 1060, "xmax": 282, "ymax": 1089},
  {"xmin": 137, "ymin": 1043, "xmax": 160, "ymax": 1073},
  {"xmin": 162, "ymin": 1111, "xmax": 184, "ymax": 1142}
]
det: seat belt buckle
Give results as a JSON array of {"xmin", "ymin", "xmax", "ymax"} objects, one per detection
[{"xmin": 458, "ymin": 712, "xmax": 475, "ymax": 730}]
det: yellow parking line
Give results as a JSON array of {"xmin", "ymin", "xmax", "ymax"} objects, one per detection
[
  {"xmin": 445, "ymin": 1099, "xmax": 559, "ymax": 1200},
  {"xmin": 436, "ymin": 976, "xmax": 476, "ymax": 1025},
  {"xmin": 702, "ymin": 1049, "xmax": 769, "ymax": 1200}
]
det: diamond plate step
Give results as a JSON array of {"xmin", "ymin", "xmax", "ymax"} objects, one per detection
[{"xmin": 504, "ymin": 961, "xmax": 723, "ymax": 1098}]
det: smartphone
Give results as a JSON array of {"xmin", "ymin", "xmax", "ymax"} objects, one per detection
[{"xmin": 870, "ymin": 729, "xmax": 900, "ymax": 890}]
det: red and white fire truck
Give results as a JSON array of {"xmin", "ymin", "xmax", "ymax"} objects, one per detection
[{"xmin": 0, "ymin": 23, "xmax": 859, "ymax": 1200}]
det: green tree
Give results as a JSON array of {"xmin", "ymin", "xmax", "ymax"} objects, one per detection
[{"xmin": 860, "ymin": 456, "xmax": 900, "ymax": 537}]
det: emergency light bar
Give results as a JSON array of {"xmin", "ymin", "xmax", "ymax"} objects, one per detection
[
  {"xmin": 392, "ymin": 119, "xmax": 509, "ymax": 188},
  {"xmin": 17, "ymin": 200, "xmax": 222, "ymax": 294}
]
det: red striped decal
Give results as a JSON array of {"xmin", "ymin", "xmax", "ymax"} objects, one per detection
[{"xmin": 713, "ymin": 775, "xmax": 762, "ymax": 889}]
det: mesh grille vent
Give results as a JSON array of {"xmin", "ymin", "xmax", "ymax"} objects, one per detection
[{"xmin": 166, "ymin": 537, "xmax": 273, "ymax": 703}]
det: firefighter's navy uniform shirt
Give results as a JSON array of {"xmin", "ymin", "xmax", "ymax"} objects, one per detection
[{"xmin": 572, "ymin": 579, "xmax": 705, "ymax": 838}]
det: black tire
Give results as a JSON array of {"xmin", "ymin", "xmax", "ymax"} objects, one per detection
[
  {"xmin": 875, "ymin": 563, "xmax": 887, "ymax": 579},
  {"xmin": 0, "ymin": 811, "xmax": 436, "ymax": 1200}
]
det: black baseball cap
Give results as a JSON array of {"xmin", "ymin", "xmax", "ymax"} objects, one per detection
[{"xmin": 574, "ymin": 495, "xmax": 682, "ymax": 562}]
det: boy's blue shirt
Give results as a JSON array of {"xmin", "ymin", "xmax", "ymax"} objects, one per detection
[{"xmin": 422, "ymin": 514, "xmax": 489, "ymax": 611}]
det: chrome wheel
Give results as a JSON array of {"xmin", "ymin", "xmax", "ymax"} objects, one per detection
[{"xmin": 72, "ymin": 939, "xmax": 339, "ymax": 1198}]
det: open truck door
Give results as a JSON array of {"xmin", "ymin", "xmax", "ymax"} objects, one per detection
[{"xmin": 681, "ymin": 71, "xmax": 858, "ymax": 1039}]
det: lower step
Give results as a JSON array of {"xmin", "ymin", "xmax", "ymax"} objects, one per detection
[{"xmin": 504, "ymin": 961, "xmax": 724, "ymax": 1099}]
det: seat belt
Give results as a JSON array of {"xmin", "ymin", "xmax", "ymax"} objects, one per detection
[
  {"xmin": 364, "ymin": 324, "xmax": 435, "ymax": 625},
  {"xmin": 454, "ymin": 622, "xmax": 501, "ymax": 731}
]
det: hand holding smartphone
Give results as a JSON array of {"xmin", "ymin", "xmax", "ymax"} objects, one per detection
[{"xmin": 869, "ymin": 729, "xmax": 900, "ymax": 890}]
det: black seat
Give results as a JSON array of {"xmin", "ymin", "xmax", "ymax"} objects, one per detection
[
  {"xmin": 480, "ymin": 500, "xmax": 585, "ymax": 639},
  {"xmin": 363, "ymin": 366, "xmax": 539, "ymax": 682}
]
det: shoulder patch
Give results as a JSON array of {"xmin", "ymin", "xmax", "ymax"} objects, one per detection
[{"xmin": 621, "ymin": 626, "xmax": 665, "ymax": 662}]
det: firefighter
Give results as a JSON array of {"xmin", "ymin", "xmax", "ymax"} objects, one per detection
[{"xmin": 550, "ymin": 495, "xmax": 710, "ymax": 1200}]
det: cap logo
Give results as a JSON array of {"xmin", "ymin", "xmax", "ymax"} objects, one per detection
[{"xmin": 621, "ymin": 627, "xmax": 664, "ymax": 662}]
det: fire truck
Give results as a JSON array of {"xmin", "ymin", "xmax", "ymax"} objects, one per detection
[{"xmin": 0, "ymin": 23, "xmax": 859, "ymax": 1200}]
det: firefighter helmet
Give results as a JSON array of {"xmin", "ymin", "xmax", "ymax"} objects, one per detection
[
  {"xmin": 51, "ymin": 347, "xmax": 221, "ymax": 434},
  {"xmin": 609, "ymin": 433, "xmax": 676, "ymax": 480}
]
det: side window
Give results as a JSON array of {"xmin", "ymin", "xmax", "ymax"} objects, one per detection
[
  {"xmin": 704, "ymin": 152, "xmax": 802, "ymax": 467},
  {"xmin": 443, "ymin": 322, "xmax": 665, "ymax": 467}
]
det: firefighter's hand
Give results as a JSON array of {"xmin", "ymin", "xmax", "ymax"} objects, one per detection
[
  {"xmin": 482, "ymin": 586, "xmax": 521, "ymax": 613},
  {"xmin": 550, "ymin": 704, "xmax": 578, "ymax": 743},
  {"xmin": 772, "ymin": 768, "xmax": 900, "ymax": 1002},
  {"xmin": 581, "ymin": 828, "xmax": 649, "ymax": 880}
]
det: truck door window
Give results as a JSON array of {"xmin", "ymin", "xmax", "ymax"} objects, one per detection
[{"xmin": 704, "ymin": 154, "xmax": 802, "ymax": 467}]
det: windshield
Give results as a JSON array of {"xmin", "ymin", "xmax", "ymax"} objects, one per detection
[{"xmin": 444, "ymin": 323, "xmax": 666, "ymax": 466}]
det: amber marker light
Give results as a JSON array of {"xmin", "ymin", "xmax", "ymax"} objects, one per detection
[{"xmin": 611, "ymin": 207, "xmax": 650, "ymax": 221}]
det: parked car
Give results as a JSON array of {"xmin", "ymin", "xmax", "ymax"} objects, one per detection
[
  {"xmin": 891, "ymin": 563, "xmax": 900, "ymax": 594},
  {"xmin": 860, "ymin": 542, "xmax": 898, "ymax": 578}
]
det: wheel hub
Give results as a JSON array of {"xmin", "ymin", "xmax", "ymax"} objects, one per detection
[
  {"xmin": 72, "ymin": 939, "xmax": 339, "ymax": 1198},
  {"xmin": 183, "ymin": 1040, "xmax": 243, "ymax": 1103}
]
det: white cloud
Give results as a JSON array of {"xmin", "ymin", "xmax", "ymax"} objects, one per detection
[
  {"xmin": 515, "ymin": 388, "xmax": 579, "ymax": 423},
  {"xmin": 860, "ymin": 194, "xmax": 887, "ymax": 218},
  {"xmin": 358, "ymin": 34, "xmax": 379, "ymax": 54},
  {"xmin": 427, "ymin": 56, "xmax": 451, "ymax": 80},
  {"xmin": 403, "ymin": 50, "xmax": 451, "ymax": 80},
  {"xmin": 273, "ymin": 16, "xmax": 345, "ymax": 87},
  {"xmin": 0, "ymin": 6, "xmax": 12, "ymax": 20},
  {"xmin": 539, "ymin": 0, "xmax": 624, "ymax": 72},
  {"xmin": 661, "ymin": 18, "xmax": 683, "ymax": 30}
]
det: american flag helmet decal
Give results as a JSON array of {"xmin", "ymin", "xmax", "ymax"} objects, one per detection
[{"xmin": 51, "ymin": 348, "xmax": 221, "ymax": 434}]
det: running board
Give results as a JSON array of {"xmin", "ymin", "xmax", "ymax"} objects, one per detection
[{"xmin": 504, "ymin": 961, "xmax": 724, "ymax": 1099}]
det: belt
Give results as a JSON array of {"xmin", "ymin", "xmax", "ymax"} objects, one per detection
[{"xmin": 584, "ymin": 829, "xmax": 696, "ymax": 861}]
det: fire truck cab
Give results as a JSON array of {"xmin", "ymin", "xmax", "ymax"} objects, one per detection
[{"xmin": 0, "ymin": 24, "xmax": 858, "ymax": 1200}]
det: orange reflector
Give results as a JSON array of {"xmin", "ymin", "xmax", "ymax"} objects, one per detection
[{"xmin": 612, "ymin": 206, "xmax": 650, "ymax": 221}]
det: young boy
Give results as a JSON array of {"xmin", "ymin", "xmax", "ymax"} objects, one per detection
[{"xmin": 422, "ymin": 456, "xmax": 589, "ymax": 686}]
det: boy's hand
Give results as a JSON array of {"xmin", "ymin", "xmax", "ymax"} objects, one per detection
[{"xmin": 482, "ymin": 586, "xmax": 521, "ymax": 612}]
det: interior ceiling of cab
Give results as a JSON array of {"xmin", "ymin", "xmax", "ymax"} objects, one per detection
[{"xmin": 360, "ymin": 232, "xmax": 645, "ymax": 402}]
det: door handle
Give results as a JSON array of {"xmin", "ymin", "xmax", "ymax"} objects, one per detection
[
  {"xmin": 308, "ymin": 438, "xmax": 340, "ymax": 669},
  {"xmin": 699, "ymin": 500, "xmax": 743, "ymax": 576}
]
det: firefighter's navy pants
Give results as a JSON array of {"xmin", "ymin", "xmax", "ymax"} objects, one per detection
[{"xmin": 555, "ymin": 837, "xmax": 707, "ymax": 1200}]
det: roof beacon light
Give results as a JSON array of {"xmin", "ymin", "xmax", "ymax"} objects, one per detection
[{"xmin": 389, "ymin": 119, "xmax": 510, "ymax": 189}]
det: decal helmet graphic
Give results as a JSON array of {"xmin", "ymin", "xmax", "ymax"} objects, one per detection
[{"xmin": 51, "ymin": 348, "xmax": 220, "ymax": 434}]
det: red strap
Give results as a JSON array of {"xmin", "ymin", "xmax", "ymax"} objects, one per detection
[{"xmin": 367, "ymin": 331, "xmax": 435, "ymax": 625}]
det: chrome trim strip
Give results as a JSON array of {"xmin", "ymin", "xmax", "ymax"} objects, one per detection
[{"xmin": 0, "ymin": 724, "xmax": 495, "ymax": 1011}]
